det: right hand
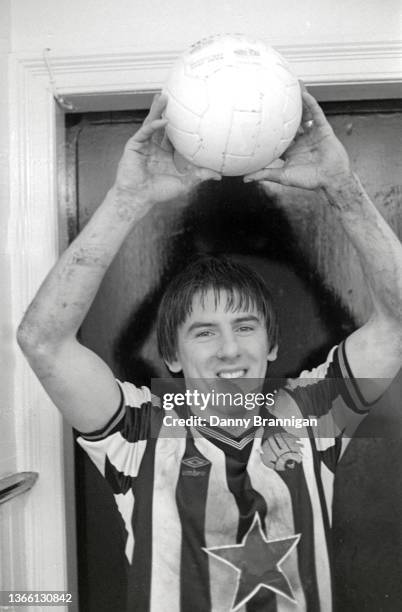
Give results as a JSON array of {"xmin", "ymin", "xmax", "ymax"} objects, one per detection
[
  {"xmin": 243, "ymin": 88, "xmax": 351, "ymax": 194},
  {"xmin": 114, "ymin": 94, "xmax": 221, "ymax": 207}
]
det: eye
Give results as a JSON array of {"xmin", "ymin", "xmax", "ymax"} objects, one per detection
[
  {"xmin": 237, "ymin": 325, "xmax": 255, "ymax": 333},
  {"xmin": 195, "ymin": 330, "xmax": 214, "ymax": 338}
]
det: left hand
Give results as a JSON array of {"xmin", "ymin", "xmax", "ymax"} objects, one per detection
[
  {"xmin": 114, "ymin": 94, "xmax": 221, "ymax": 208},
  {"xmin": 243, "ymin": 87, "xmax": 352, "ymax": 192}
]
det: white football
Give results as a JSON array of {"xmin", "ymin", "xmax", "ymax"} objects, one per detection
[{"xmin": 163, "ymin": 34, "xmax": 302, "ymax": 176}]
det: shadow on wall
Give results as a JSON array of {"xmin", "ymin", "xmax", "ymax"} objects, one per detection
[{"xmin": 113, "ymin": 177, "xmax": 354, "ymax": 384}]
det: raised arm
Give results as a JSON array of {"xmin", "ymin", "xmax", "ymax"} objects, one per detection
[
  {"xmin": 244, "ymin": 88, "xmax": 402, "ymax": 399},
  {"xmin": 17, "ymin": 95, "xmax": 220, "ymax": 432}
]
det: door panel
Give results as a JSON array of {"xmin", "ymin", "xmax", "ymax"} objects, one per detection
[{"xmin": 67, "ymin": 109, "xmax": 402, "ymax": 611}]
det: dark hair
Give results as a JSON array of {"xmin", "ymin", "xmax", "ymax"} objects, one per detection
[{"xmin": 156, "ymin": 255, "xmax": 278, "ymax": 364}]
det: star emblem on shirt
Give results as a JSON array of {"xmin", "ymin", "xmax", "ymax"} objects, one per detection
[{"xmin": 203, "ymin": 514, "xmax": 300, "ymax": 611}]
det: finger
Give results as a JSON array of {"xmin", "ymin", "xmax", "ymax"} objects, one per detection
[
  {"xmin": 133, "ymin": 118, "xmax": 168, "ymax": 143},
  {"xmin": 172, "ymin": 152, "xmax": 222, "ymax": 182},
  {"xmin": 160, "ymin": 130, "xmax": 174, "ymax": 153},
  {"xmin": 258, "ymin": 179, "xmax": 283, "ymax": 197},
  {"xmin": 151, "ymin": 127, "xmax": 163, "ymax": 147},
  {"xmin": 142, "ymin": 93, "xmax": 160, "ymax": 125},
  {"xmin": 298, "ymin": 79, "xmax": 308, "ymax": 93},
  {"xmin": 183, "ymin": 165, "xmax": 222, "ymax": 183},
  {"xmin": 298, "ymin": 80, "xmax": 312, "ymax": 125},
  {"xmin": 243, "ymin": 168, "xmax": 287, "ymax": 184},
  {"xmin": 193, "ymin": 167, "xmax": 222, "ymax": 182},
  {"xmin": 301, "ymin": 91, "xmax": 313, "ymax": 125},
  {"xmin": 143, "ymin": 93, "xmax": 168, "ymax": 125},
  {"xmin": 151, "ymin": 126, "xmax": 174, "ymax": 152},
  {"xmin": 173, "ymin": 150, "xmax": 191, "ymax": 174},
  {"xmin": 301, "ymin": 90, "xmax": 327, "ymax": 128}
]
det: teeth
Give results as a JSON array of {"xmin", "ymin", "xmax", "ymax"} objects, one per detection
[{"xmin": 218, "ymin": 370, "xmax": 246, "ymax": 379}]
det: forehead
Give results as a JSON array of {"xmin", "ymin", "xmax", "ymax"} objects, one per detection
[{"xmin": 184, "ymin": 288, "xmax": 261, "ymax": 321}]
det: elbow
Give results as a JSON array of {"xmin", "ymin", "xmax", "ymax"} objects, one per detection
[
  {"xmin": 17, "ymin": 321, "xmax": 64, "ymax": 380},
  {"xmin": 17, "ymin": 319, "xmax": 33, "ymax": 351},
  {"xmin": 17, "ymin": 318, "xmax": 77, "ymax": 369},
  {"xmin": 17, "ymin": 320, "xmax": 42, "ymax": 358},
  {"xmin": 17, "ymin": 319, "xmax": 54, "ymax": 363}
]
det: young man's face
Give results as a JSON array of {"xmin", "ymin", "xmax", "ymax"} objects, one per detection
[{"xmin": 166, "ymin": 289, "xmax": 277, "ymax": 381}]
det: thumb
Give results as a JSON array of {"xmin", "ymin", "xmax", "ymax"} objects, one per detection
[
  {"xmin": 243, "ymin": 168, "xmax": 287, "ymax": 184},
  {"xmin": 173, "ymin": 151, "xmax": 221, "ymax": 182},
  {"xmin": 194, "ymin": 167, "xmax": 222, "ymax": 182}
]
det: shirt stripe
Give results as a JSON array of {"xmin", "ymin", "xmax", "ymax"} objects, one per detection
[
  {"xmin": 247, "ymin": 433, "xmax": 306, "ymax": 612},
  {"xmin": 150, "ymin": 432, "xmax": 186, "ymax": 612},
  {"xmin": 194, "ymin": 435, "xmax": 241, "ymax": 612},
  {"xmin": 176, "ymin": 433, "xmax": 212, "ymax": 612},
  {"xmin": 301, "ymin": 439, "xmax": 333, "ymax": 612}
]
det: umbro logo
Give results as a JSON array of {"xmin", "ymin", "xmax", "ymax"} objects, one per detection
[
  {"xmin": 182, "ymin": 456, "xmax": 210, "ymax": 468},
  {"xmin": 181, "ymin": 456, "xmax": 211, "ymax": 476}
]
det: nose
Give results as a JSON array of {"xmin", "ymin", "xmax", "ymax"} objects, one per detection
[{"xmin": 217, "ymin": 331, "xmax": 240, "ymax": 360}]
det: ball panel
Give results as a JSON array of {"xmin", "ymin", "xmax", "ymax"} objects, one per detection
[
  {"xmin": 183, "ymin": 50, "xmax": 226, "ymax": 80},
  {"xmin": 231, "ymin": 68, "xmax": 263, "ymax": 112},
  {"xmin": 258, "ymin": 92, "xmax": 287, "ymax": 144},
  {"xmin": 282, "ymin": 83, "xmax": 303, "ymax": 131},
  {"xmin": 165, "ymin": 60, "xmax": 209, "ymax": 116},
  {"xmin": 183, "ymin": 34, "xmax": 268, "ymax": 79},
  {"xmin": 272, "ymin": 59, "xmax": 297, "ymax": 84},
  {"xmin": 226, "ymin": 111, "xmax": 262, "ymax": 157},
  {"xmin": 220, "ymin": 155, "xmax": 255, "ymax": 176},
  {"xmin": 164, "ymin": 92, "xmax": 201, "ymax": 133},
  {"xmin": 192, "ymin": 69, "xmax": 239, "ymax": 171},
  {"xmin": 166, "ymin": 125, "xmax": 202, "ymax": 161}
]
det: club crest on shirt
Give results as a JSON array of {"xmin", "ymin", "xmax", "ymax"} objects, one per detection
[
  {"xmin": 181, "ymin": 455, "xmax": 211, "ymax": 477},
  {"xmin": 260, "ymin": 432, "xmax": 303, "ymax": 472}
]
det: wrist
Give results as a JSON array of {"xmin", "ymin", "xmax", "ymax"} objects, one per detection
[
  {"xmin": 320, "ymin": 171, "xmax": 362, "ymax": 211},
  {"xmin": 106, "ymin": 184, "xmax": 156, "ymax": 222}
]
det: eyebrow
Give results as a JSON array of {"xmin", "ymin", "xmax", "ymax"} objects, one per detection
[{"xmin": 186, "ymin": 315, "xmax": 262, "ymax": 335}]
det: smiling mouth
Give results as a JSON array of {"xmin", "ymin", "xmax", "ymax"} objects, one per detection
[{"xmin": 217, "ymin": 369, "xmax": 247, "ymax": 379}]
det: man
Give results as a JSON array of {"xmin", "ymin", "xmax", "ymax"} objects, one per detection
[{"xmin": 17, "ymin": 90, "xmax": 402, "ymax": 611}]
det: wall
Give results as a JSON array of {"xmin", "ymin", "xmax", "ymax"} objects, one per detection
[
  {"xmin": 0, "ymin": 0, "xmax": 20, "ymax": 592},
  {"xmin": 0, "ymin": 4, "xmax": 13, "ymax": 468},
  {"xmin": 0, "ymin": 0, "xmax": 13, "ymax": 478},
  {"xmin": 0, "ymin": 2, "xmax": 14, "ymax": 474},
  {"xmin": 10, "ymin": 0, "xmax": 402, "ymax": 52}
]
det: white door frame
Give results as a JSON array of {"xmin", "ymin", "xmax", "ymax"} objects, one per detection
[{"xmin": 6, "ymin": 40, "xmax": 402, "ymax": 607}]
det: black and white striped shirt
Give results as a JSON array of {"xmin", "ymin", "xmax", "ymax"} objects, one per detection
[{"xmin": 77, "ymin": 343, "xmax": 370, "ymax": 611}]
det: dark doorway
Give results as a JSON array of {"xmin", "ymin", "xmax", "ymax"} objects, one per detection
[{"xmin": 65, "ymin": 103, "xmax": 402, "ymax": 611}]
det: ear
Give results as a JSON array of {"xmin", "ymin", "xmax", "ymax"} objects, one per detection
[
  {"xmin": 164, "ymin": 356, "xmax": 183, "ymax": 374},
  {"xmin": 267, "ymin": 344, "xmax": 278, "ymax": 362}
]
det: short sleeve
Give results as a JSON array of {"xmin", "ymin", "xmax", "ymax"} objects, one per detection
[
  {"xmin": 286, "ymin": 342, "xmax": 372, "ymax": 423},
  {"xmin": 271, "ymin": 343, "xmax": 375, "ymax": 469},
  {"xmin": 76, "ymin": 381, "xmax": 161, "ymax": 495}
]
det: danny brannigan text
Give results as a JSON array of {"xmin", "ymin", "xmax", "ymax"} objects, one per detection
[{"xmin": 162, "ymin": 414, "xmax": 318, "ymax": 430}]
